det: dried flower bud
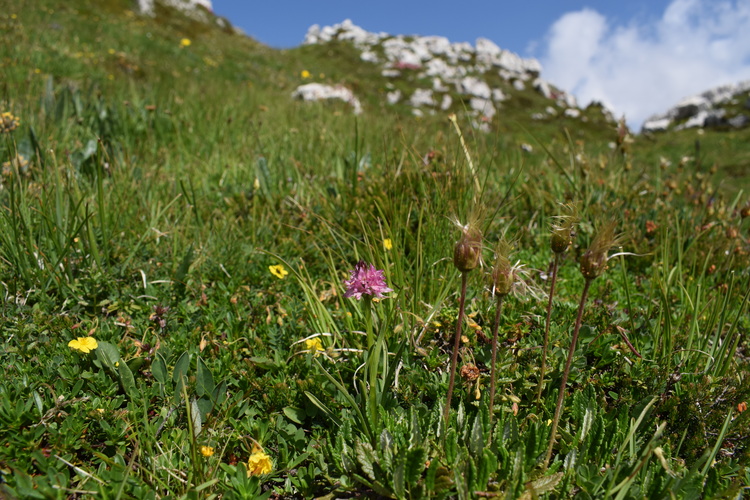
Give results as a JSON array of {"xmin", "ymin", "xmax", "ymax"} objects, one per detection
[
  {"xmin": 453, "ymin": 225, "xmax": 482, "ymax": 272},
  {"xmin": 580, "ymin": 221, "xmax": 618, "ymax": 280},
  {"xmin": 460, "ymin": 363, "xmax": 480, "ymax": 382}
]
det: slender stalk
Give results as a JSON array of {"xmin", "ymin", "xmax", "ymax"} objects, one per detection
[
  {"xmin": 537, "ymin": 253, "xmax": 560, "ymax": 405},
  {"xmin": 362, "ymin": 297, "xmax": 379, "ymax": 434},
  {"xmin": 488, "ymin": 294, "xmax": 506, "ymax": 427},
  {"xmin": 444, "ymin": 272, "xmax": 469, "ymax": 424},
  {"xmin": 544, "ymin": 278, "xmax": 592, "ymax": 468}
]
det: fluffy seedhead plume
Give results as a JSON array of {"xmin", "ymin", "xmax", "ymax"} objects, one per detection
[
  {"xmin": 452, "ymin": 218, "xmax": 483, "ymax": 273},
  {"xmin": 491, "ymin": 239, "xmax": 515, "ymax": 296},
  {"xmin": 550, "ymin": 203, "xmax": 580, "ymax": 254},
  {"xmin": 580, "ymin": 220, "xmax": 619, "ymax": 280}
]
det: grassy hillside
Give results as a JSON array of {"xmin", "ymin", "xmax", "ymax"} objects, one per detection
[{"xmin": 1, "ymin": 1, "xmax": 750, "ymax": 498}]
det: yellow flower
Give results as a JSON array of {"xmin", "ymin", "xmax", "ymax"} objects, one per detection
[
  {"xmin": 200, "ymin": 446, "xmax": 215, "ymax": 457},
  {"xmin": 383, "ymin": 238, "xmax": 393, "ymax": 251},
  {"xmin": 180, "ymin": 38, "xmax": 191, "ymax": 47},
  {"xmin": 68, "ymin": 337, "xmax": 99, "ymax": 354},
  {"xmin": 247, "ymin": 446, "xmax": 272, "ymax": 476},
  {"xmin": 1, "ymin": 112, "xmax": 20, "ymax": 133},
  {"xmin": 269, "ymin": 264, "xmax": 288, "ymax": 279},
  {"xmin": 305, "ymin": 337, "xmax": 323, "ymax": 353},
  {"xmin": 300, "ymin": 69, "xmax": 311, "ymax": 79}
]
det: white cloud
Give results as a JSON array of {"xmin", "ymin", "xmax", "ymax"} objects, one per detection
[{"xmin": 539, "ymin": 0, "xmax": 750, "ymax": 129}]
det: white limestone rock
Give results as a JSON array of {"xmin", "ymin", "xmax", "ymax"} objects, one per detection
[
  {"xmin": 456, "ymin": 76, "xmax": 491, "ymax": 99},
  {"xmin": 410, "ymin": 89, "xmax": 435, "ymax": 107},
  {"xmin": 292, "ymin": 83, "xmax": 362, "ymax": 114}
]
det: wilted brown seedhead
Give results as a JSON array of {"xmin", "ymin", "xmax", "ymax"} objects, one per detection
[
  {"xmin": 580, "ymin": 221, "xmax": 618, "ymax": 280},
  {"xmin": 453, "ymin": 226, "xmax": 482, "ymax": 272}
]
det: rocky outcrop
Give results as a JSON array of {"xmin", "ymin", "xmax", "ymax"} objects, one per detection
[
  {"xmin": 295, "ymin": 19, "xmax": 594, "ymax": 127},
  {"xmin": 292, "ymin": 83, "xmax": 363, "ymax": 115},
  {"xmin": 642, "ymin": 80, "xmax": 750, "ymax": 132},
  {"xmin": 137, "ymin": 0, "xmax": 213, "ymax": 17}
]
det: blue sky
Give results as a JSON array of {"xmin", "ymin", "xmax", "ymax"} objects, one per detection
[{"xmin": 213, "ymin": 0, "xmax": 750, "ymax": 128}]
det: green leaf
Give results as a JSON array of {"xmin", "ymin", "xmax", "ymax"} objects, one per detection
[
  {"xmin": 404, "ymin": 447, "xmax": 427, "ymax": 485},
  {"xmin": 393, "ymin": 459, "xmax": 405, "ymax": 499},
  {"xmin": 196, "ymin": 356, "xmax": 215, "ymax": 397},
  {"xmin": 211, "ymin": 380, "xmax": 227, "ymax": 407},
  {"xmin": 118, "ymin": 361, "xmax": 137, "ymax": 399},
  {"xmin": 173, "ymin": 351, "xmax": 190, "ymax": 383},
  {"xmin": 529, "ymin": 472, "xmax": 564, "ymax": 494},
  {"xmin": 191, "ymin": 398, "xmax": 202, "ymax": 437},
  {"xmin": 283, "ymin": 406, "xmax": 305, "ymax": 424},
  {"xmin": 470, "ymin": 414, "xmax": 484, "ymax": 456},
  {"xmin": 355, "ymin": 441, "xmax": 376, "ymax": 481},
  {"xmin": 151, "ymin": 353, "xmax": 167, "ymax": 385},
  {"xmin": 95, "ymin": 341, "xmax": 121, "ymax": 371}
]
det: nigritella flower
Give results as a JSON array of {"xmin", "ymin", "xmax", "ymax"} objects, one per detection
[{"xmin": 343, "ymin": 261, "xmax": 393, "ymax": 300}]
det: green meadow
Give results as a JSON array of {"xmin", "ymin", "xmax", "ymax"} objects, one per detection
[{"xmin": 1, "ymin": 1, "xmax": 749, "ymax": 498}]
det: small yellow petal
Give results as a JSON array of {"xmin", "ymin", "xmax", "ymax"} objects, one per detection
[
  {"xmin": 383, "ymin": 238, "xmax": 393, "ymax": 251},
  {"xmin": 269, "ymin": 265, "xmax": 288, "ymax": 279}
]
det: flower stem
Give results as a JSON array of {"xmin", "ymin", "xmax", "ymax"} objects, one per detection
[
  {"xmin": 544, "ymin": 278, "xmax": 592, "ymax": 469},
  {"xmin": 537, "ymin": 253, "xmax": 560, "ymax": 406},
  {"xmin": 362, "ymin": 297, "xmax": 379, "ymax": 434},
  {"xmin": 488, "ymin": 294, "xmax": 505, "ymax": 428},
  {"xmin": 444, "ymin": 272, "xmax": 469, "ymax": 425}
]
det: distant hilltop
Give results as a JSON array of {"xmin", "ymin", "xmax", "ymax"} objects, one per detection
[
  {"xmin": 642, "ymin": 80, "xmax": 750, "ymax": 133},
  {"xmin": 137, "ymin": 0, "xmax": 212, "ymax": 18},
  {"xmin": 295, "ymin": 19, "xmax": 612, "ymax": 130}
]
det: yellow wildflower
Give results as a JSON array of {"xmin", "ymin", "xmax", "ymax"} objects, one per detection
[
  {"xmin": 269, "ymin": 264, "xmax": 288, "ymax": 280},
  {"xmin": 300, "ymin": 69, "xmax": 311, "ymax": 79},
  {"xmin": 68, "ymin": 337, "xmax": 99, "ymax": 354},
  {"xmin": 200, "ymin": 446, "xmax": 215, "ymax": 457},
  {"xmin": 383, "ymin": 238, "xmax": 393, "ymax": 251},
  {"xmin": 247, "ymin": 445, "xmax": 272, "ymax": 476},
  {"xmin": 1, "ymin": 112, "xmax": 20, "ymax": 133},
  {"xmin": 180, "ymin": 38, "xmax": 191, "ymax": 47},
  {"xmin": 305, "ymin": 337, "xmax": 323, "ymax": 353}
]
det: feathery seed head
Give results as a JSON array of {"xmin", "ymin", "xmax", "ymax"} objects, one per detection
[
  {"xmin": 453, "ymin": 221, "xmax": 482, "ymax": 272},
  {"xmin": 491, "ymin": 239, "xmax": 515, "ymax": 296},
  {"xmin": 550, "ymin": 203, "xmax": 580, "ymax": 254},
  {"xmin": 580, "ymin": 220, "xmax": 619, "ymax": 280}
]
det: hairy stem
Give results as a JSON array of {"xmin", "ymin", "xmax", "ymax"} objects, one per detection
[
  {"xmin": 489, "ymin": 294, "xmax": 506, "ymax": 428},
  {"xmin": 537, "ymin": 253, "xmax": 561, "ymax": 405},
  {"xmin": 544, "ymin": 278, "xmax": 592, "ymax": 469},
  {"xmin": 444, "ymin": 272, "xmax": 469, "ymax": 425}
]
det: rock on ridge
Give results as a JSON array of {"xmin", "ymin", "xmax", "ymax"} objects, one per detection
[
  {"xmin": 642, "ymin": 80, "xmax": 750, "ymax": 132},
  {"xmin": 296, "ymin": 19, "xmax": 594, "ymax": 127}
]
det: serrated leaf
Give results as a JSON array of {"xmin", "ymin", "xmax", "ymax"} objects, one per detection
[
  {"xmin": 445, "ymin": 428, "xmax": 457, "ymax": 464},
  {"xmin": 470, "ymin": 414, "xmax": 484, "ymax": 456},
  {"xmin": 393, "ymin": 459, "xmax": 405, "ymax": 499},
  {"xmin": 404, "ymin": 447, "xmax": 427, "ymax": 485},
  {"xmin": 355, "ymin": 441, "xmax": 376, "ymax": 480},
  {"xmin": 528, "ymin": 472, "xmax": 564, "ymax": 494}
]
